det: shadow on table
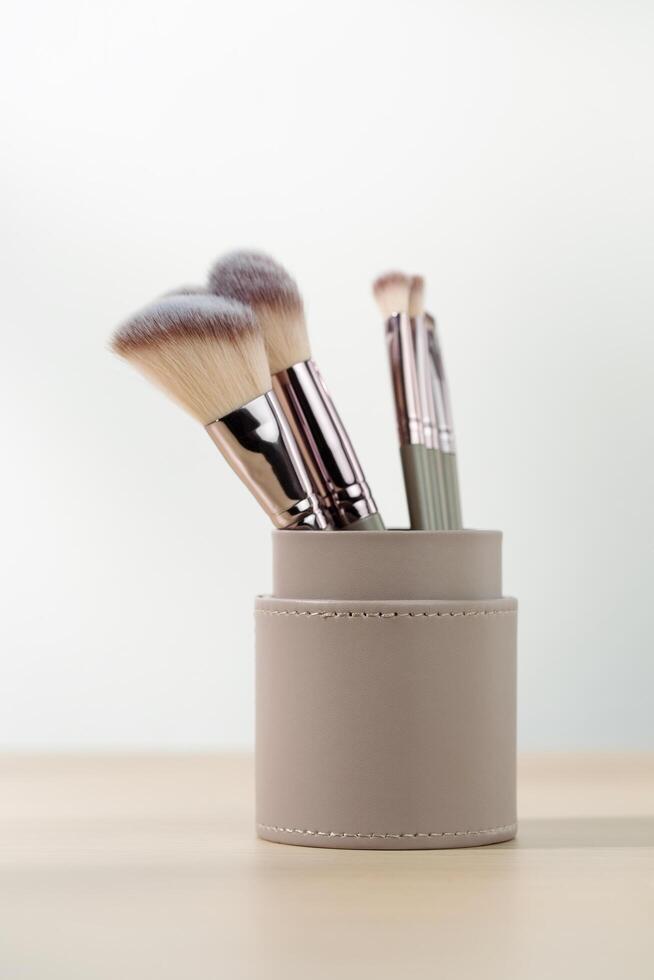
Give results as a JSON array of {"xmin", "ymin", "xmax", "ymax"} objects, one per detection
[{"xmin": 498, "ymin": 816, "xmax": 654, "ymax": 849}]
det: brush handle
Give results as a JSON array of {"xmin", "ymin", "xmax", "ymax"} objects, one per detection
[
  {"xmin": 442, "ymin": 451, "xmax": 463, "ymax": 529},
  {"xmin": 400, "ymin": 444, "xmax": 435, "ymax": 530},
  {"xmin": 413, "ymin": 315, "xmax": 444, "ymax": 530},
  {"xmin": 344, "ymin": 513, "xmax": 386, "ymax": 531},
  {"xmin": 426, "ymin": 447, "xmax": 447, "ymax": 529}
]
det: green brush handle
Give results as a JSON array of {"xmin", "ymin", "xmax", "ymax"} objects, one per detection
[
  {"xmin": 343, "ymin": 513, "xmax": 386, "ymax": 531},
  {"xmin": 426, "ymin": 447, "xmax": 447, "ymax": 530},
  {"xmin": 442, "ymin": 451, "xmax": 463, "ymax": 529},
  {"xmin": 400, "ymin": 444, "xmax": 435, "ymax": 530}
]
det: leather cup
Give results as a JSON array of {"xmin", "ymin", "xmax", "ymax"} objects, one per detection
[{"xmin": 256, "ymin": 530, "xmax": 517, "ymax": 849}]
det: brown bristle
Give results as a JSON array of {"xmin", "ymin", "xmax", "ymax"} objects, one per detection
[
  {"xmin": 111, "ymin": 295, "xmax": 270, "ymax": 424},
  {"xmin": 408, "ymin": 275, "xmax": 425, "ymax": 318},
  {"xmin": 208, "ymin": 250, "xmax": 310, "ymax": 374},
  {"xmin": 372, "ymin": 271, "xmax": 411, "ymax": 319}
]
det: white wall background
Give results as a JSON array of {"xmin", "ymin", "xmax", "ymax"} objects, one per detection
[{"xmin": 1, "ymin": 0, "xmax": 652, "ymax": 750}]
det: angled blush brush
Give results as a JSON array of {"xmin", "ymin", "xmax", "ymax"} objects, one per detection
[
  {"xmin": 373, "ymin": 272, "xmax": 437, "ymax": 530},
  {"xmin": 208, "ymin": 251, "xmax": 384, "ymax": 531},
  {"xmin": 110, "ymin": 294, "xmax": 332, "ymax": 530}
]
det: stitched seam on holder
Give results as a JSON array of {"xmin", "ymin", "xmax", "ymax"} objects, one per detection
[
  {"xmin": 256, "ymin": 609, "xmax": 513, "ymax": 619},
  {"xmin": 257, "ymin": 821, "xmax": 517, "ymax": 840}
]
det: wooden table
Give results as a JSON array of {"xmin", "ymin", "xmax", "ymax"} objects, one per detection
[{"xmin": 0, "ymin": 754, "xmax": 652, "ymax": 979}]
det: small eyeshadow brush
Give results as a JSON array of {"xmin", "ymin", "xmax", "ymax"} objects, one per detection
[
  {"xmin": 373, "ymin": 272, "xmax": 437, "ymax": 530},
  {"xmin": 110, "ymin": 294, "xmax": 332, "ymax": 530},
  {"xmin": 425, "ymin": 307, "xmax": 463, "ymax": 528}
]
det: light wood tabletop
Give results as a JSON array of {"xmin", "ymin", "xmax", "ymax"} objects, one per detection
[{"xmin": 0, "ymin": 753, "xmax": 652, "ymax": 979}]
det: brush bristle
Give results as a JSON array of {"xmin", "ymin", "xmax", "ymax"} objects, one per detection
[
  {"xmin": 208, "ymin": 250, "xmax": 310, "ymax": 374},
  {"xmin": 372, "ymin": 271, "xmax": 411, "ymax": 319},
  {"xmin": 408, "ymin": 276, "xmax": 425, "ymax": 318},
  {"xmin": 162, "ymin": 285, "xmax": 208, "ymax": 297},
  {"xmin": 111, "ymin": 295, "xmax": 270, "ymax": 424}
]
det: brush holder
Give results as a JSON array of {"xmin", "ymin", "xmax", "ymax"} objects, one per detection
[{"xmin": 255, "ymin": 530, "xmax": 517, "ymax": 850}]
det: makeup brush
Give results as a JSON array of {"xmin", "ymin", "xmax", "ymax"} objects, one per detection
[
  {"xmin": 208, "ymin": 251, "xmax": 384, "ymax": 531},
  {"xmin": 162, "ymin": 285, "xmax": 208, "ymax": 297},
  {"xmin": 373, "ymin": 272, "xmax": 436, "ymax": 530},
  {"xmin": 425, "ymin": 308, "xmax": 463, "ymax": 528},
  {"xmin": 111, "ymin": 294, "xmax": 332, "ymax": 530},
  {"xmin": 408, "ymin": 275, "xmax": 447, "ymax": 529}
]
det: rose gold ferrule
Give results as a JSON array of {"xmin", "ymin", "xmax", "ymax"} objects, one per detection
[
  {"xmin": 272, "ymin": 360, "xmax": 380, "ymax": 528},
  {"xmin": 205, "ymin": 392, "xmax": 332, "ymax": 530},
  {"xmin": 425, "ymin": 312, "xmax": 456, "ymax": 454},
  {"xmin": 386, "ymin": 313, "xmax": 425, "ymax": 447}
]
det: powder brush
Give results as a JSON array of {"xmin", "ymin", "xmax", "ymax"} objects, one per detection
[
  {"xmin": 209, "ymin": 251, "xmax": 384, "ymax": 531},
  {"xmin": 111, "ymin": 294, "xmax": 331, "ymax": 530}
]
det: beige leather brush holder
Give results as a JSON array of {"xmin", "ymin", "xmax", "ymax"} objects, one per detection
[{"xmin": 255, "ymin": 530, "xmax": 517, "ymax": 850}]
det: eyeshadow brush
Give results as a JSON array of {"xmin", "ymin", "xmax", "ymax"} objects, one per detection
[
  {"xmin": 408, "ymin": 275, "xmax": 447, "ymax": 529},
  {"xmin": 373, "ymin": 272, "xmax": 437, "ymax": 530},
  {"xmin": 425, "ymin": 309, "xmax": 463, "ymax": 528}
]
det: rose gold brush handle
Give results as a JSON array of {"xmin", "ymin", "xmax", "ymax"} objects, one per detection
[
  {"xmin": 272, "ymin": 360, "xmax": 383, "ymax": 529},
  {"xmin": 205, "ymin": 392, "xmax": 332, "ymax": 529}
]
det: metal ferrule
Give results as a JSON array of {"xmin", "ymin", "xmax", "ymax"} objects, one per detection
[
  {"xmin": 272, "ymin": 360, "xmax": 379, "ymax": 528},
  {"xmin": 425, "ymin": 313, "xmax": 456, "ymax": 454},
  {"xmin": 205, "ymin": 392, "xmax": 332, "ymax": 530},
  {"xmin": 386, "ymin": 313, "xmax": 424, "ymax": 446}
]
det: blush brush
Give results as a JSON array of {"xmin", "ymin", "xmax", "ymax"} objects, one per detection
[
  {"xmin": 110, "ymin": 294, "xmax": 332, "ymax": 530},
  {"xmin": 208, "ymin": 250, "xmax": 384, "ymax": 531}
]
